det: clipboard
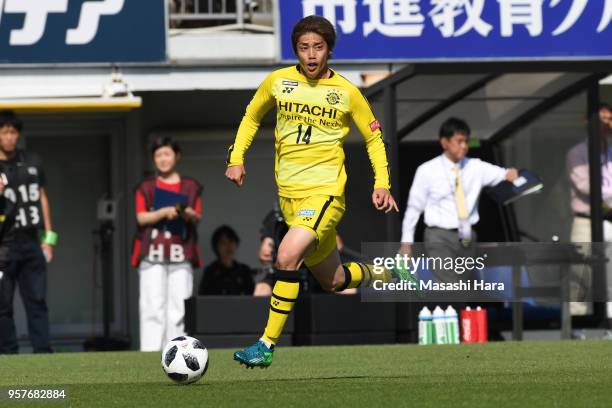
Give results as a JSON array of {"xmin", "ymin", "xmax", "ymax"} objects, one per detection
[
  {"xmin": 487, "ymin": 169, "xmax": 543, "ymax": 206},
  {"xmin": 152, "ymin": 187, "xmax": 188, "ymax": 236}
]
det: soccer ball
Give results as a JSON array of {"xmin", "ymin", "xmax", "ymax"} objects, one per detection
[{"xmin": 161, "ymin": 336, "xmax": 209, "ymax": 384}]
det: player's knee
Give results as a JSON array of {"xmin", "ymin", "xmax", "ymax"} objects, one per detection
[{"xmin": 275, "ymin": 248, "xmax": 301, "ymax": 271}]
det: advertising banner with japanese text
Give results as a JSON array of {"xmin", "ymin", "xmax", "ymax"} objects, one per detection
[
  {"xmin": 0, "ymin": 0, "xmax": 166, "ymax": 64},
  {"xmin": 280, "ymin": 0, "xmax": 612, "ymax": 61}
]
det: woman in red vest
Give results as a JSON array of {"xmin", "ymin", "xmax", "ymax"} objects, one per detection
[{"xmin": 132, "ymin": 137, "xmax": 202, "ymax": 351}]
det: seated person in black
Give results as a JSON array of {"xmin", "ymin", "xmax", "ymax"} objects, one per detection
[
  {"xmin": 198, "ymin": 225, "xmax": 254, "ymax": 295},
  {"xmin": 253, "ymin": 207, "xmax": 287, "ymax": 296}
]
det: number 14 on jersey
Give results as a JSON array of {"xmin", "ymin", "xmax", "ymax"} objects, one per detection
[{"xmin": 296, "ymin": 124, "xmax": 312, "ymax": 144}]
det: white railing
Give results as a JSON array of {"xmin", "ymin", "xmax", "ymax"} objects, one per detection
[{"xmin": 168, "ymin": 0, "xmax": 274, "ymax": 31}]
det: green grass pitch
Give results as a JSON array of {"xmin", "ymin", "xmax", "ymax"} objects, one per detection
[{"xmin": 1, "ymin": 341, "xmax": 611, "ymax": 407}]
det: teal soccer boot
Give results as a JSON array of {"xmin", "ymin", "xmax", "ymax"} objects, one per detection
[{"xmin": 233, "ymin": 340, "xmax": 274, "ymax": 369}]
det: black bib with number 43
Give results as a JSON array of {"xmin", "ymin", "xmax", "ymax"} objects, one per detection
[{"xmin": 1, "ymin": 150, "xmax": 45, "ymax": 231}]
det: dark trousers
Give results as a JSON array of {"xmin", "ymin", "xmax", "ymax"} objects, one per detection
[
  {"xmin": 0, "ymin": 239, "xmax": 51, "ymax": 354},
  {"xmin": 424, "ymin": 226, "xmax": 477, "ymax": 284}
]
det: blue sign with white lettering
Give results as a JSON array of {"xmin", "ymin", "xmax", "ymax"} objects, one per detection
[
  {"xmin": 0, "ymin": 0, "xmax": 166, "ymax": 64},
  {"xmin": 280, "ymin": 0, "xmax": 612, "ymax": 61}
]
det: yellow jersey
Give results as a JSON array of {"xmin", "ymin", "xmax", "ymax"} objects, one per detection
[{"xmin": 227, "ymin": 65, "xmax": 391, "ymax": 198}]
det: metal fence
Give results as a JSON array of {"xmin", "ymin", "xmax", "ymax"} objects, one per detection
[{"xmin": 168, "ymin": 0, "xmax": 274, "ymax": 30}]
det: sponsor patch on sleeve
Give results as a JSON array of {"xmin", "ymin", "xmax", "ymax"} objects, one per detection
[{"xmin": 369, "ymin": 120, "xmax": 381, "ymax": 132}]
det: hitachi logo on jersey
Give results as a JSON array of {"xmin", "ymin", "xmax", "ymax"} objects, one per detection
[
  {"xmin": 277, "ymin": 100, "xmax": 337, "ymax": 119},
  {"xmin": 282, "ymin": 80, "xmax": 299, "ymax": 87}
]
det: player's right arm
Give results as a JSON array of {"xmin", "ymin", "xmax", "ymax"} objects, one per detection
[{"xmin": 226, "ymin": 73, "xmax": 276, "ymax": 187}]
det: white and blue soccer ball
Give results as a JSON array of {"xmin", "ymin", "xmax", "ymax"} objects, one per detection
[{"xmin": 161, "ymin": 336, "xmax": 209, "ymax": 384}]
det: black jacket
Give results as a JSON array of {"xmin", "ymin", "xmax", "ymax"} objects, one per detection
[{"xmin": 198, "ymin": 260, "xmax": 254, "ymax": 295}]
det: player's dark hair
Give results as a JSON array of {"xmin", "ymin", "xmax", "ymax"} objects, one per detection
[
  {"xmin": 211, "ymin": 225, "xmax": 240, "ymax": 256},
  {"xmin": 0, "ymin": 110, "xmax": 23, "ymax": 132},
  {"xmin": 151, "ymin": 136, "xmax": 181, "ymax": 156},
  {"xmin": 599, "ymin": 102, "xmax": 611, "ymax": 112},
  {"xmin": 291, "ymin": 15, "xmax": 336, "ymax": 54},
  {"xmin": 439, "ymin": 117, "xmax": 471, "ymax": 139}
]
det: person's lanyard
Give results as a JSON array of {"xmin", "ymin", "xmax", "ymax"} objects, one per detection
[{"xmin": 439, "ymin": 155, "xmax": 461, "ymax": 195}]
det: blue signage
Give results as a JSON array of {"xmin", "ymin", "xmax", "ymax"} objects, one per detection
[
  {"xmin": 280, "ymin": 0, "xmax": 612, "ymax": 61},
  {"xmin": 0, "ymin": 0, "xmax": 166, "ymax": 64}
]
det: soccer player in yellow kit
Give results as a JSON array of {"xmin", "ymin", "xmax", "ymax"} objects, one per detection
[{"xmin": 226, "ymin": 15, "xmax": 400, "ymax": 368}]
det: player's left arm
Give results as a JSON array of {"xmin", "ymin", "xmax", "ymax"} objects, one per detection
[
  {"xmin": 35, "ymin": 155, "xmax": 55, "ymax": 263},
  {"xmin": 40, "ymin": 187, "xmax": 54, "ymax": 262},
  {"xmin": 349, "ymin": 86, "xmax": 398, "ymax": 213}
]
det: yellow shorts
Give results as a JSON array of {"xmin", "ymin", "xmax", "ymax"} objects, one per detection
[{"xmin": 279, "ymin": 195, "xmax": 345, "ymax": 266}]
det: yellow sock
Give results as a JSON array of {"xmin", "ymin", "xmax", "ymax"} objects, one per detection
[
  {"xmin": 341, "ymin": 262, "xmax": 393, "ymax": 290},
  {"xmin": 262, "ymin": 277, "xmax": 299, "ymax": 345}
]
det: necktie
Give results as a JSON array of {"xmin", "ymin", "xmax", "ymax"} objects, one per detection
[{"xmin": 454, "ymin": 164, "xmax": 469, "ymax": 220}]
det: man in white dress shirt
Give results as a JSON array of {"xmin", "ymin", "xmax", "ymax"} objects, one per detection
[{"xmin": 401, "ymin": 117, "xmax": 518, "ymax": 283}]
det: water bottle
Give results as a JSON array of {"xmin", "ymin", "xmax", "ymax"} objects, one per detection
[
  {"xmin": 418, "ymin": 306, "xmax": 433, "ymax": 345},
  {"xmin": 445, "ymin": 306, "xmax": 460, "ymax": 344},
  {"xmin": 433, "ymin": 306, "xmax": 448, "ymax": 344},
  {"xmin": 475, "ymin": 306, "xmax": 488, "ymax": 343},
  {"xmin": 461, "ymin": 307, "xmax": 476, "ymax": 343}
]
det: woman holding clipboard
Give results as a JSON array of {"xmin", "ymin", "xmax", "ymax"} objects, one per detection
[{"xmin": 131, "ymin": 137, "xmax": 202, "ymax": 352}]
